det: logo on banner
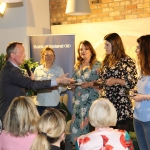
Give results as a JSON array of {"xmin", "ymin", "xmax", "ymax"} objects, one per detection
[{"xmin": 33, "ymin": 44, "xmax": 71, "ymax": 49}]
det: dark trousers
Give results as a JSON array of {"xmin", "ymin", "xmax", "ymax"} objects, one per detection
[
  {"xmin": 36, "ymin": 103, "xmax": 60, "ymax": 116},
  {"xmin": 112, "ymin": 119, "xmax": 130, "ymax": 132}
]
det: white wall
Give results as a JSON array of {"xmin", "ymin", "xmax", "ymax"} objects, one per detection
[
  {"xmin": 51, "ymin": 17, "xmax": 150, "ymax": 63},
  {"xmin": 26, "ymin": 0, "xmax": 50, "ymax": 36},
  {"xmin": 0, "ymin": 0, "xmax": 50, "ymax": 58}
]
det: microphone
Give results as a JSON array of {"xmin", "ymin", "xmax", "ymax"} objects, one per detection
[{"xmin": 24, "ymin": 63, "xmax": 31, "ymax": 77}]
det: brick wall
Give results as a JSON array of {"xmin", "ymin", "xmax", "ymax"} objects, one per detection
[{"xmin": 50, "ymin": 0, "xmax": 150, "ymax": 25}]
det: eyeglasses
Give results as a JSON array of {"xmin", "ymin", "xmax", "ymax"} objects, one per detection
[{"xmin": 44, "ymin": 54, "xmax": 54, "ymax": 57}]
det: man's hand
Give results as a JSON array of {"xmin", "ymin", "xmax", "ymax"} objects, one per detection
[
  {"xmin": 81, "ymin": 82, "xmax": 93, "ymax": 89},
  {"xmin": 26, "ymin": 71, "xmax": 35, "ymax": 80},
  {"xmin": 29, "ymin": 72, "xmax": 35, "ymax": 80},
  {"xmin": 56, "ymin": 73, "xmax": 75, "ymax": 85}
]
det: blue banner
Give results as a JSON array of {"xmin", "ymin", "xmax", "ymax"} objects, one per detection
[{"xmin": 29, "ymin": 34, "xmax": 75, "ymax": 113}]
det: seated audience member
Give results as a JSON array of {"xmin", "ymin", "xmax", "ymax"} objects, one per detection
[
  {"xmin": 0, "ymin": 96, "xmax": 39, "ymax": 150},
  {"xmin": 30, "ymin": 108, "xmax": 66, "ymax": 150},
  {"xmin": 76, "ymin": 98, "xmax": 134, "ymax": 150}
]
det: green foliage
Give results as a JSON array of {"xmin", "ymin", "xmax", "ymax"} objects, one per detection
[
  {"xmin": 20, "ymin": 58, "xmax": 39, "ymax": 70},
  {"xmin": 0, "ymin": 53, "xmax": 6, "ymax": 70},
  {"xmin": 19, "ymin": 58, "xmax": 39, "ymax": 96}
]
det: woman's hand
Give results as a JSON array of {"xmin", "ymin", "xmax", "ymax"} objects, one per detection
[
  {"xmin": 133, "ymin": 94, "xmax": 150, "ymax": 102},
  {"xmin": 105, "ymin": 77, "xmax": 116, "ymax": 86}
]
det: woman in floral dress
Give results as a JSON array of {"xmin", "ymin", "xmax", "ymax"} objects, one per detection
[
  {"xmin": 100, "ymin": 33, "xmax": 137, "ymax": 132},
  {"xmin": 70, "ymin": 40, "xmax": 101, "ymax": 144}
]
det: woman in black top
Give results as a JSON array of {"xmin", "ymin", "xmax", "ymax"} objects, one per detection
[{"xmin": 100, "ymin": 33, "xmax": 138, "ymax": 132}]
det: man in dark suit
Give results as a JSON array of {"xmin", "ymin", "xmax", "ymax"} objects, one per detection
[{"xmin": 0, "ymin": 42, "xmax": 74, "ymax": 121}]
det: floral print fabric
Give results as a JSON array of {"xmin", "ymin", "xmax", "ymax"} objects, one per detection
[
  {"xmin": 100, "ymin": 57, "xmax": 137, "ymax": 121},
  {"xmin": 70, "ymin": 61, "xmax": 101, "ymax": 144},
  {"xmin": 76, "ymin": 128, "xmax": 134, "ymax": 150}
]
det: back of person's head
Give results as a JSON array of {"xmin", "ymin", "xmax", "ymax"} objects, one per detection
[
  {"xmin": 3, "ymin": 96, "xmax": 39, "ymax": 137},
  {"xmin": 89, "ymin": 98, "xmax": 117, "ymax": 128},
  {"xmin": 104, "ymin": 33, "xmax": 126, "ymax": 59},
  {"xmin": 137, "ymin": 35, "xmax": 150, "ymax": 75},
  {"xmin": 6, "ymin": 42, "xmax": 22, "ymax": 60},
  {"xmin": 30, "ymin": 108, "xmax": 66, "ymax": 150}
]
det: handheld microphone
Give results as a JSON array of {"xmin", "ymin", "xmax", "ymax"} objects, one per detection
[{"xmin": 24, "ymin": 63, "xmax": 31, "ymax": 77}]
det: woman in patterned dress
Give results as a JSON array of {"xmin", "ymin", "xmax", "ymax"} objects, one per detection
[
  {"xmin": 100, "ymin": 33, "xmax": 137, "ymax": 132},
  {"xmin": 70, "ymin": 40, "xmax": 101, "ymax": 144}
]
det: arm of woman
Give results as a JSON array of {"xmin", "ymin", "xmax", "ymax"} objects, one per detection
[
  {"xmin": 105, "ymin": 78, "xmax": 125, "ymax": 86},
  {"xmin": 122, "ymin": 58, "xmax": 138, "ymax": 89},
  {"xmin": 133, "ymin": 94, "xmax": 150, "ymax": 102}
]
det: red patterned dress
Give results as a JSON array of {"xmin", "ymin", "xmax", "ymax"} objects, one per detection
[{"xmin": 76, "ymin": 128, "xmax": 134, "ymax": 150}]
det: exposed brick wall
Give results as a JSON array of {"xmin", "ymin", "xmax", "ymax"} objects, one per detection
[{"xmin": 50, "ymin": 0, "xmax": 150, "ymax": 25}]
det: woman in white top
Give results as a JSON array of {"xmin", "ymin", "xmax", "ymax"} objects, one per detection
[{"xmin": 34, "ymin": 47, "xmax": 66, "ymax": 115}]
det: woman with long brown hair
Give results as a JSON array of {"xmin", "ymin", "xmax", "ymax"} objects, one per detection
[
  {"xmin": 133, "ymin": 35, "xmax": 150, "ymax": 150},
  {"xmin": 100, "ymin": 33, "xmax": 137, "ymax": 132},
  {"xmin": 70, "ymin": 40, "xmax": 101, "ymax": 144}
]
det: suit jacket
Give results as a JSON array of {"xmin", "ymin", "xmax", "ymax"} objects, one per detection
[{"xmin": 0, "ymin": 61, "xmax": 51, "ymax": 120}]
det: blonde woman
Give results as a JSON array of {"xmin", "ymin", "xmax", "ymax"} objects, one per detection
[
  {"xmin": 76, "ymin": 98, "xmax": 134, "ymax": 150},
  {"xmin": 30, "ymin": 108, "xmax": 66, "ymax": 150},
  {"xmin": 34, "ymin": 47, "xmax": 66, "ymax": 115},
  {"xmin": 0, "ymin": 96, "xmax": 39, "ymax": 150}
]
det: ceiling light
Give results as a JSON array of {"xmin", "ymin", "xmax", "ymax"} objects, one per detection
[
  {"xmin": 0, "ymin": 2, "xmax": 6, "ymax": 16},
  {"xmin": 66, "ymin": 0, "xmax": 91, "ymax": 16},
  {"xmin": 0, "ymin": 0, "xmax": 23, "ymax": 3}
]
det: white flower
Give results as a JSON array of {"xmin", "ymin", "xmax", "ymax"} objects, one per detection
[
  {"xmin": 81, "ymin": 93, "xmax": 89, "ymax": 101},
  {"xmin": 78, "ymin": 86, "xmax": 82, "ymax": 89},
  {"xmin": 72, "ymin": 127, "xmax": 78, "ymax": 134},
  {"xmin": 84, "ymin": 72, "xmax": 90, "ymax": 78},
  {"xmin": 75, "ymin": 100, "xmax": 80, "ymax": 105},
  {"xmin": 77, "ymin": 79, "xmax": 82, "ymax": 83},
  {"xmin": 81, "ymin": 107, "xmax": 87, "ymax": 116},
  {"xmin": 115, "ymin": 70, "xmax": 119, "ymax": 75}
]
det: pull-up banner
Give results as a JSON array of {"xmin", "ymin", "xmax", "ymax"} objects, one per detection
[{"xmin": 29, "ymin": 34, "xmax": 75, "ymax": 113}]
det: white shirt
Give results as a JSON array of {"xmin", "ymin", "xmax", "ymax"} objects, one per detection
[{"xmin": 34, "ymin": 63, "xmax": 66, "ymax": 106}]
